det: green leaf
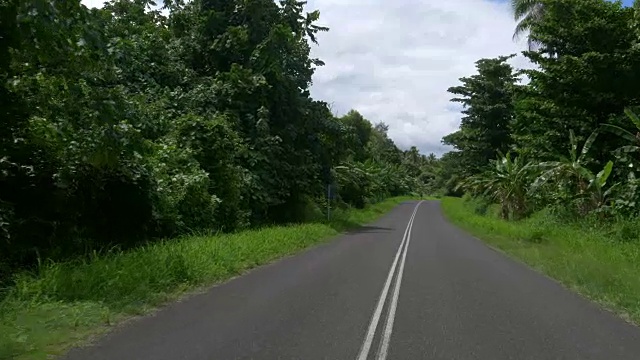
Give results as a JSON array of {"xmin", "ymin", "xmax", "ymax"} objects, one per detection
[
  {"xmin": 579, "ymin": 130, "xmax": 598, "ymax": 162},
  {"xmin": 600, "ymin": 124, "xmax": 637, "ymax": 144},
  {"xmin": 625, "ymin": 108, "xmax": 640, "ymax": 131},
  {"xmin": 597, "ymin": 160, "xmax": 614, "ymax": 188}
]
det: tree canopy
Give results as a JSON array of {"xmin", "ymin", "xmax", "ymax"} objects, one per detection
[
  {"xmin": 0, "ymin": 0, "xmax": 435, "ymax": 278},
  {"xmin": 438, "ymin": 0, "xmax": 640, "ymax": 220}
]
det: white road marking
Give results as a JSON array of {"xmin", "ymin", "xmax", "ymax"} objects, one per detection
[
  {"xmin": 356, "ymin": 201, "xmax": 422, "ymax": 360},
  {"xmin": 376, "ymin": 201, "xmax": 420, "ymax": 360}
]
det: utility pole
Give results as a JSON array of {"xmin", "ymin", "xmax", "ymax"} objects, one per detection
[{"xmin": 327, "ymin": 184, "xmax": 331, "ymax": 221}]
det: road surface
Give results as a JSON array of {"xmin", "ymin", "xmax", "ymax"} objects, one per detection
[{"xmin": 65, "ymin": 200, "xmax": 640, "ymax": 360}]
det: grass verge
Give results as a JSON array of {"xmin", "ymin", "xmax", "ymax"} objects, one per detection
[
  {"xmin": 0, "ymin": 196, "xmax": 414, "ymax": 360},
  {"xmin": 441, "ymin": 196, "xmax": 640, "ymax": 326}
]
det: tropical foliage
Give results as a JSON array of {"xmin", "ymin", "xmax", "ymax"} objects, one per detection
[
  {"xmin": 0, "ymin": 0, "xmax": 436, "ymax": 280},
  {"xmin": 437, "ymin": 0, "xmax": 640, "ymax": 224},
  {"xmin": 458, "ymin": 152, "xmax": 533, "ymax": 219},
  {"xmin": 511, "ymin": 0, "xmax": 544, "ymax": 49}
]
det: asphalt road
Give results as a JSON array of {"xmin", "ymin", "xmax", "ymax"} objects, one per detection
[{"xmin": 65, "ymin": 200, "xmax": 640, "ymax": 360}]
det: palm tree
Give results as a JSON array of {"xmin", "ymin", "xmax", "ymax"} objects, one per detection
[{"xmin": 511, "ymin": 0, "xmax": 545, "ymax": 50}]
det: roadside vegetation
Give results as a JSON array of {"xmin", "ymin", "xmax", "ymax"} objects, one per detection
[
  {"xmin": 442, "ymin": 196, "xmax": 640, "ymax": 324},
  {"xmin": 433, "ymin": 0, "xmax": 640, "ymax": 325},
  {"xmin": 0, "ymin": 0, "xmax": 438, "ymax": 358},
  {"xmin": 0, "ymin": 196, "xmax": 415, "ymax": 359}
]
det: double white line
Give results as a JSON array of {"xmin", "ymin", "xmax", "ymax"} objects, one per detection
[{"xmin": 356, "ymin": 201, "xmax": 423, "ymax": 360}]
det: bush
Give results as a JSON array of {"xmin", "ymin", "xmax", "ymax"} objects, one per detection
[
  {"xmin": 463, "ymin": 194, "xmax": 494, "ymax": 216},
  {"xmin": 612, "ymin": 219, "xmax": 640, "ymax": 243},
  {"xmin": 523, "ymin": 228, "xmax": 547, "ymax": 244}
]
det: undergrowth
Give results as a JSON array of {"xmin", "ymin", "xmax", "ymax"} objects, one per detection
[
  {"xmin": 0, "ymin": 196, "xmax": 414, "ymax": 360},
  {"xmin": 441, "ymin": 196, "xmax": 640, "ymax": 326}
]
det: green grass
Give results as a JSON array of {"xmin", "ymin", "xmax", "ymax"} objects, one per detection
[
  {"xmin": 0, "ymin": 196, "xmax": 413, "ymax": 360},
  {"xmin": 441, "ymin": 196, "xmax": 640, "ymax": 325}
]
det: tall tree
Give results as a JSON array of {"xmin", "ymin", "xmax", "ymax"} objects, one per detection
[
  {"xmin": 513, "ymin": 0, "xmax": 639, "ymax": 164},
  {"xmin": 339, "ymin": 110, "xmax": 373, "ymax": 162},
  {"xmin": 443, "ymin": 55, "xmax": 518, "ymax": 175}
]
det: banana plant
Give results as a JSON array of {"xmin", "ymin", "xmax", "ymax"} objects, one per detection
[
  {"xmin": 581, "ymin": 160, "xmax": 617, "ymax": 213},
  {"xmin": 532, "ymin": 129, "xmax": 618, "ymax": 214},
  {"xmin": 598, "ymin": 108, "xmax": 640, "ymax": 214},
  {"xmin": 600, "ymin": 108, "xmax": 640, "ymax": 155},
  {"xmin": 600, "ymin": 108, "xmax": 640, "ymax": 177},
  {"xmin": 458, "ymin": 152, "xmax": 534, "ymax": 219},
  {"xmin": 531, "ymin": 129, "xmax": 598, "ymax": 196}
]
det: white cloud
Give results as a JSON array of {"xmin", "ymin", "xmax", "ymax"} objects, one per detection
[
  {"xmin": 306, "ymin": 0, "xmax": 533, "ymax": 155},
  {"xmin": 81, "ymin": 0, "xmax": 166, "ymax": 12},
  {"xmin": 82, "ymin": 0, "xmax": 107, "ymax": 8},
  {"xmin": 81, "ymin": 0, "xmax": 531, "ymax": 155}
]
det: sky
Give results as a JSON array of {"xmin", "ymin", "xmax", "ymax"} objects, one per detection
[
  {"xmin": 305, "ymin": 0, "xmax": 635, "ymax": 155},
  {"xmin": 305, "ymin": 0, "xmax": 529, "ymax": 155},
  {"xmin": 82, "ymin": 0, "xmax": 636, "ymax": 155},
  {"xmin": 305, "ymin": 0, "xmax": 540, "ymax": 155}
]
